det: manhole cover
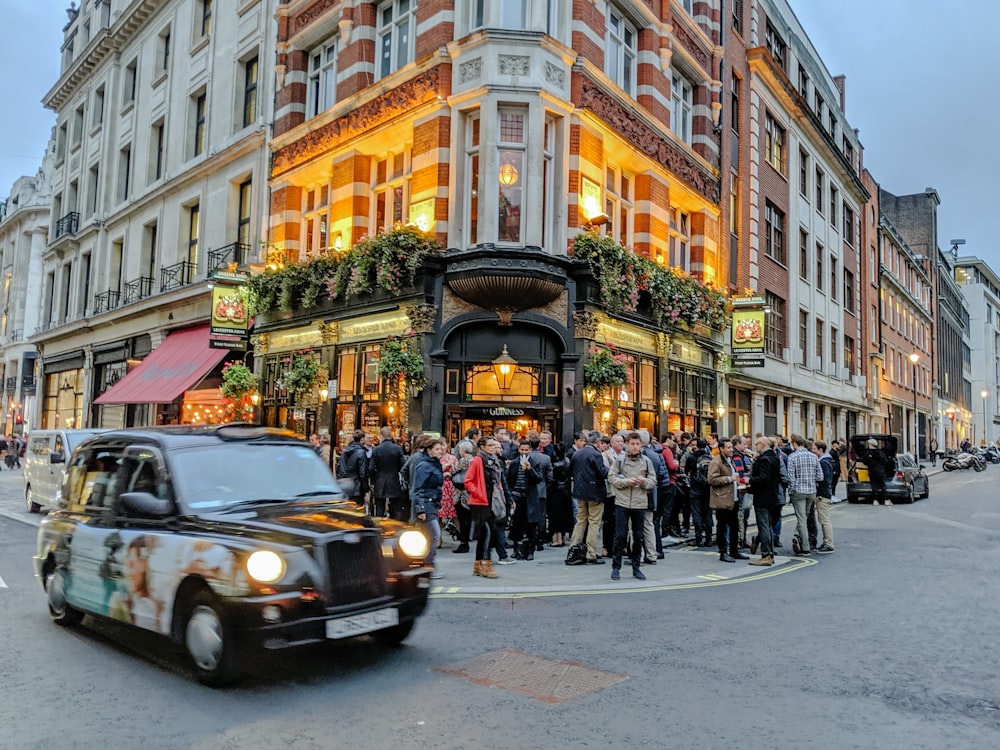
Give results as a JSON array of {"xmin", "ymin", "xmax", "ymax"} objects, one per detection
[{"xmin": 436, "ymin": 648, "xmax": 628, "ymax": 704}]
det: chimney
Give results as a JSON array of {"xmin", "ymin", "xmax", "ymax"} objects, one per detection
[{"xmin": 833, "ymin": 75, "xmax": 846, "ymax": 111}]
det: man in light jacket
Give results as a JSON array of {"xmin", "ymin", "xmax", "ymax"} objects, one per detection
[{"xmin": 608, "ymin": 432, "xmax": 656, "ymax": 581}]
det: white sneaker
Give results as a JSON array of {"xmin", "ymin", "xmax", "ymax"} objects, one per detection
[
  {"xmin": 429, "ymin": 570, "xmax": 444, "ymax": 579},
  {"xmin": 496, "ymin": 558, "xmax": 516, "ymax": 565},
  {"xmin": 885, "ymin": 499, "xmax": 893, "ymax": 506}
]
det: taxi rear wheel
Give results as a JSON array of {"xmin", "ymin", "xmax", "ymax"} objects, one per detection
[
  {"xmin": 184, "ymin": 590, "xmax": 240, "ymax": 687},
  {"xmin": 45, "ymin": 568, "xmax": 83, "ymax": 627},
  {"xmin": 372, "ymin": 620, "xmax": 414, "ymax": 646}
]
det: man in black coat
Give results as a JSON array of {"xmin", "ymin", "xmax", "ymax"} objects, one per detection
[
  {"xmin": 369, "ymin": 427, "xmax": 404, "ymax": 519},
  {"xmin": 568, "ymin": 433, "xmax": 609, "ymax": 563},
  {"xmin": 748, "ymin": 436, "xmax": 782, "ymax": 565},
  {"xmin": 684, "ymin": 438, "xmax": 714, "ymax": 547},
  {"xmin": 337, "ymin": 429, "xmax": 368, "ymax": 507}
]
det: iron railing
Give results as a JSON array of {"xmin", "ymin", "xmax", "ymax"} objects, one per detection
[
  {"xmin": 160, "ymin": 260, "xmax": 197, "ymax": 292},
  {"xmin": 208, "ymin": 242, "xmax": 252, "ymax": 273},
  {"xmin": 10, "ymin": 329, "xmax": 22, "ymax": 342},
  {"xmin": 122, "ymin": 276, "xmax": 153, "ymax": 305},
  {"xmin": 54, "ymin": 211, "xmax": 80, "ymax": 239},
  {"xmin": 93, "ymin": 290, "xmax": 121, "ymax": 314}
]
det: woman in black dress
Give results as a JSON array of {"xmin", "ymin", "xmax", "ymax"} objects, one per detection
[{"xmin": 548, "ymin": 442, "xmax": 575, "ymax": 546}]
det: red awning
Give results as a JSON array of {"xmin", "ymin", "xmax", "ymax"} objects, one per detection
[{"xmin": 94, "ymin": 326, "xmax": 227, "ymax": 405}]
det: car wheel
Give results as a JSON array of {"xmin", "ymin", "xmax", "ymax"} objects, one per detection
[
  {"xmin": 372, "ymin": 620, "xmax": 415, "ymax": 646},
  {"xmin": 919, "ymin": 481, "xmax": 930, "ymax": 500},
  {"xmin": 25, "ymin": 484, "xmax": 40, "ymax": 513},
  {"xmin": 45, "ymin": 568, "xmax": 83, "ymax": 627},
  {"xmin": 184, "ymin": 590, "xmax": 240, "ymax": 687}
]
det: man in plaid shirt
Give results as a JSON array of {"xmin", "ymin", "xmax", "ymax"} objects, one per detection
[{"xmin": 785, "ymin": 434, "xmax": 823, "ymax": 555}]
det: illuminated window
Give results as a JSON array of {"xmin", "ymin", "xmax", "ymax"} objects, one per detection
[
  {"xmin": 497, "ymin": 108, "xmax": 525, "ymax": 244},
  {"xmin": 372, "ymin": 149, "xmax": 411, "ymax": 233}
]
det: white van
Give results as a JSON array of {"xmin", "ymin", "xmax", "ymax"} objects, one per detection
[{"xmin": 24, "ymin": 430, "xmax": 105, "ymax": 513}]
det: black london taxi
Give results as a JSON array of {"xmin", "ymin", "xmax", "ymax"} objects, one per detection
[{"xmin": 33, "ymin": 425, "xmax": 431, "ymax": 686}]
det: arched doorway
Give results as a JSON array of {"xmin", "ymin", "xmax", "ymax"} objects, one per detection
[{"xmin": 441, "ymin": 322, "xmax": 564, "ymax": 443}]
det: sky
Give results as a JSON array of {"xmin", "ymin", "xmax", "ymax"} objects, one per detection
[{"xmin": 1, "ymin": 0, "xmax": 997, "ymax": 268}]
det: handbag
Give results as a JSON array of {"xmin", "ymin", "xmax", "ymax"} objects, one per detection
[
  {"xmin": 450, "ymin": 468, "xmax": 467, "ymax": 490},
  {"xmin": 490, "ymin": 484, "xmax": 507, "ymax": 521}
]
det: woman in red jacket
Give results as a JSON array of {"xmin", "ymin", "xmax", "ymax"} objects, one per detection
[{"xmin": 464, "ymin": 443, "xmax": 498, "ymax": 578}]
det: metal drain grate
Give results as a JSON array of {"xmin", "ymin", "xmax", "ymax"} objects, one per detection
[{"xmin": 436, "ymin": 648, "xmax": 628, "ymax": 704}]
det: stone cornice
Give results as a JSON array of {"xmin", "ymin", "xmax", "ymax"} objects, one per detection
[
  {"xmin": 271, "ymin": 66, "xmax": 444, "ymax": 177},
  {"xmin": 577, "ymin": 75, "xmax": 720, "ymax": 204}
]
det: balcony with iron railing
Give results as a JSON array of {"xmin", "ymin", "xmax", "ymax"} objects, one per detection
[
  {"xmin": 208, "ymin": 242, "xmax": 252, "ymax": 273},
  {"xmin": 93, "ymin": 290, "xmax": 121, "ymax": 314},
  {"xmin": 122, "ymin": 276, "xmax": 154, "ymax": 305},
  {"xmin": 10, "ymin": 329, "xmax": 22, "ymax": 343},
  {"xmin": 54, "ymin": 211, "xmax": 80, "ymax": 239},
  {"xmin": 160, "ymin": 260, "xmax": 197, "ymax": 292}
]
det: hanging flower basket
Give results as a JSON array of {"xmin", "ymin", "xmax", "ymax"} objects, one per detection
[
  {"xmin": 377, "ymin": 333, "xmax": 427, "ymax": 391},
  {"xmin": 584, "ymin": 345, "xmax": 632, "ymax": 390},
  {"xmin": 281, "ymin": 348, "xmax": 323, "ymax": 395},
  {"xmin": 219, "ymin": 361, "xmax": 258, "ymax": 402}
]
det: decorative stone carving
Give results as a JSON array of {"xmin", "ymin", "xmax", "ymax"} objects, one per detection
[
  {"xmin": 441, "ymin": 287, "xmax": 479, "ymax": 322},
  {"xmin": 579, "ymin": 77, "xmax": 720, "ymax": 203},
  {"xmin": 459, "ymin": 57, "xmax": 482, "ymax": 83},
  {"xmin": 290, "ymin": 0, "xmax": 339, "ymax": 35},
  {"xmin": 534, "ymin": 290, "xmax": 568, "ymax": 324},
  {"xmin": 498, "ymin": 55, "xmax": 530, "ymax": 76},
  {"xmin": 406, "ymin": 303, "xmax": 438, "ymax": 334},
  {"xmin": 272, "ymin": 67, "xmax": 442, "ymax": 176},
  {"xmin": 573, "ymin": 311, "xmax": 600, "ymax": 339},
  {"xmin": 656, "ymin": 333, "xmax": 671, "ymax": 357},
  {"xmin": 320, "ymin": 321, "xmax": 339, "ymax": 345},
  {"xmin": 671, "ymin": 20, "xmax": 710, "ymax": 71},
  {"xmin": 251, "ymin": 333, "xmax": 269, "ymax": 356},
  {"xmin": 544, "ymin": 62, "xmax": 565, "ymax": 88}
]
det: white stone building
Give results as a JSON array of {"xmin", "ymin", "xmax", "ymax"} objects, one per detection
[
  {"xmin": 36, "ymin": 0, "xmax": 276, "ymax": 429},
  {"xmin": 954, "ymin": 256, "xmax": 1000, "ymax": 445},
  {"xmin": 0, "ymin": 135, "xmax": 56, "ymax": 434}
]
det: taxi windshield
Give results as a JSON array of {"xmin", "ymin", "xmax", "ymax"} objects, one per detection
[{"xmin": 169, "ymin": 442, "xmax": 341, "ymax": 511}]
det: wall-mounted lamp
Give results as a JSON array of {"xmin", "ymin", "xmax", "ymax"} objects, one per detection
[
  {"xmin": 716, "ymin": 403, "xmax": 727, "ymax": 419},
  {"xmin": 492, "ymin": 345, "xmax": 517, "ymax": 391},
  {"xmin": 583, "ymin": 387, "xmax": 597, "ymax": 404},
  {"xmin": 250, "ymin": 391, "xmax": 260, "ymax": 406},
  {"xmin": 661, "ymin": 396, "xmax": 671, "ymax": 411},
  {"xmin": 319, "ymin": 386, "xmax": 330, "ymax": 401}
]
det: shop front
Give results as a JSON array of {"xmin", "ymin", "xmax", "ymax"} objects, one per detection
[{"xmin": 41, "ymin": 351, "xmax": 85, "ymax": 430}]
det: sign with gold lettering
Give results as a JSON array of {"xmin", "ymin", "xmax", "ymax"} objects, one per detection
[
  {"xmin": 339, "ymin": 313, "xmax": 410, "ymax": 343},
  {"xmin": 596, "ymin": 320, "xmax": 657, "ymax": 355},
  {"xmin": 268, "ymin": 327, "xmax": 322, "ymax": 352},
  {"xmin": 210, "ymin": 286, "xmax": 249, "ymax": 336},
  {"xmin": 732, "ymin": 309, "xmax": 765, "ymax": 355}
]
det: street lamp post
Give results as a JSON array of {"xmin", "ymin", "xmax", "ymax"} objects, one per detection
[
  {"xmin": 981, "ymin": 388, "xmax": 989, "ymax": 446},
  {"xmin": 909, "ymin": 353, "xmax": 920, "ymax": 457}
]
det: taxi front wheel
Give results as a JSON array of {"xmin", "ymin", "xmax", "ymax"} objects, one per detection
[
  {"xmin": 184, "ymin": 589, "xmax": 240, "ymax": 687},
  {"xmin": 46, "ymin": 568, "xmax": 83, "ymax": 627}
]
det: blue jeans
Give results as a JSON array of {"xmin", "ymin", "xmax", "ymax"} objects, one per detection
[
  {"xmin": 417, "ymin": 518, "xmax": 441, "ymax": 567},
  {"xmin": 753, "ymin": 505, "xmax": 775, "ymax": 556}
]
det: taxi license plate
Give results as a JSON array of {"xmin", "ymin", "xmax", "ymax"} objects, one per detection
[{"xmin": 326, "ymin": 608, "xmax": 399, "ymax": 639}]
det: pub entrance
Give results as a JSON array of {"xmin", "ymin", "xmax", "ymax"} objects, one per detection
[{"xmin": 446, "ymin": 406, "xmax": 559, "ymax": 444}]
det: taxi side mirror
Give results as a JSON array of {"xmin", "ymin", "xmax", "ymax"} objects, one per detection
[{"xmin": 116, "ymin": 491, "xmax": 173, "ymax": 519}]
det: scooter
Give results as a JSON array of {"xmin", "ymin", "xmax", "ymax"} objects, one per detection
[
  {"xmin": 974, "ymin": 445, "xmax": 1000, "ymax": 464},
  {"xmin": 942, "ymin": 451, "xmax": 987, "ymax": 472}
]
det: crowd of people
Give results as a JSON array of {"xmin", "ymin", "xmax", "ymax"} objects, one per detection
[
  {"xmin": 324, "ymin": 424, "xmax": 862, "ymax": 580},
  {"xmin": 8, "ymin": 418, "xmax": 868, "ymax": 572}
]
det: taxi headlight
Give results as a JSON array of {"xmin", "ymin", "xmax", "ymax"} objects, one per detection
[
  {"xmin": 398, "ymin": 530, "xmax": 429, "ymax": 559},
  {"xmin": 246, "ymin": 550, "xmax": 285, "ymax": 583}
]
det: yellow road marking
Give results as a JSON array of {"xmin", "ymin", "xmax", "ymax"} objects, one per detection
[{"xmin": 429, "ymin": 557, "xmax": 817, "ymax": 599}]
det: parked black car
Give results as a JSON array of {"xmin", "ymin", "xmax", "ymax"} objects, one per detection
[
  {"xmin": 33, "ymin": 425, "xmax": 431, "ymax": 686},
  {"xmin": 845, "ymin": 433, "xmax": 929, "ymax": 504}
]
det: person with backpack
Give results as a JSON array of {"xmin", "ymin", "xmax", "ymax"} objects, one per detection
[
  {"xmin": 607, "ymin": 432, "xmax": 657, "ymax": 581},
  {"xmin": 684, "ymin": 437, "xmax": 714, "ymax": 547}
]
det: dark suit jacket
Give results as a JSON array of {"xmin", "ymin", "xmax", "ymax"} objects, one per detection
[
  {"xmin": 529, "ymin": 450, "xmax": 553, "ymax": 500},
  {"xmin": 370, "ymin": 440, "xmax": 405, "ymax": 499}
]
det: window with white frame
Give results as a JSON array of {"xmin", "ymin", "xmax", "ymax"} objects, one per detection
[
  {"xmin": 670, "ymin": 73, "xmax": 693, "ymax": 145},
  {"xmin": 605, "ymin": 166, "xmax": 633, "ymax": 247},
  {"xmin": 606, "ymin": 8, "xmax": 636, "ymax": 97},
  {"xmin": 242, "ymin": 55, "xmax": 259, "ymax": 128},
  {"xmin": 472, "ymin": 0, "xmax": 484, "ymax": 30},
  {"xmin": 497, "ymin": 108, "xmax": 526, "ymax": 243},
  {"xmin": 542, "ymin": 116, "xmax": 555, "ymax": 249},
  {"xmin": 303, "ymin": 183, "xmax": 331, "ymax": 255},
  {"xmin": 465, "ymin": 111, "xmax": 480, "ymax": 246},
  {"xmin": 764, "ymin": 113, "xmax": 785, "ymax": 173},
  {"xmin": 668, "ymin": 208, "xmax": 690, "ymax": 271},
  {"xmin": 307, "ymin": 40, "xmax": 336, "ymax": 118},
  {"xmin": 373, "ymin": 151, "xmax": 411, "ymax": 234},
  {"xmin": 377, "ymin": 0, "xmax": 416, "ymax": 80}
]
